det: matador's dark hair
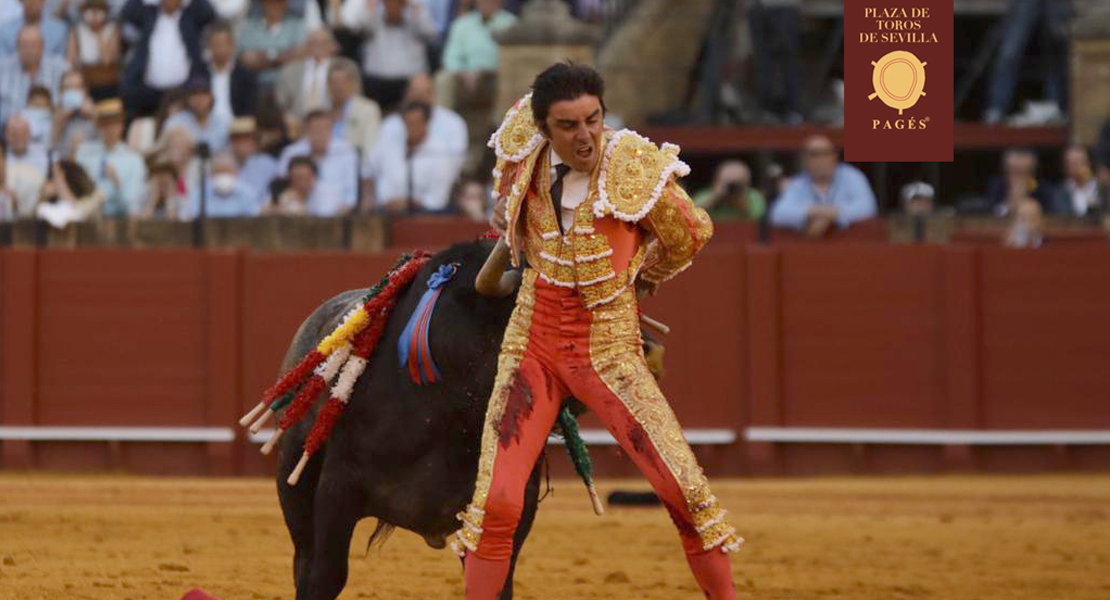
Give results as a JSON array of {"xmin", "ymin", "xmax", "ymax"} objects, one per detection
[{"xmin": 530, "ymin": 61, "xmax": 606, "ymax": 132}]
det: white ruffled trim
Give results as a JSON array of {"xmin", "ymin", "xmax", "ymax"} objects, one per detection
[
  {"xmin": 540, "ymin": 230, "xmax": 560, "ymax": 240},
  {"xmin": 448, "ymin": 537, "xmax": 466, "ymax": 557},
  {"xmin": 332, "ymin": 356, "xmax": 367, "ymax": 403},
  {"xmin": 593, "ymin": 129, "xmax": 691, "ymax": 222},
  {"xmin": 488, "ymin": 92, "xmax": 544, "ymax": 163},
  {"xmin": 703, "ymin": 528, "xmax": 744, "ymax": 552},
  {"xmin": 538, "ymin": 271, "xmax": 575, "ymax": 288},
  {"xmin": 573, "ymin": 226, "xmax": 595, "ymax": 235},
  {"xmin": 539, "ymin": 251, "xmax": 574, "ymax": 266},
  {"xmin": 696, "ymin": 509, "xmax": 728, "ymax": 533},
  {"xmin": 694, "ymin": 495, "xmax": 719, "ymax": 511},
  {"xmin": 575, "ymin": 249, "xmax": 613, "ymax": 262},
  {"xmin": 313, "ymin": 342, "xmax": 352, "ymax": 380},
  {"xmin": 577, "ymin": 272, "xmax": 615, "ymax": 286}
]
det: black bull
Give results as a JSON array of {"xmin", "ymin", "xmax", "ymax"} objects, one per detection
[{"xmin": 274, "ymin": 240, "xmax": 663, "ymax": 600}]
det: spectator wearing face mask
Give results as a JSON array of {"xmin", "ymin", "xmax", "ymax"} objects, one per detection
[
  {"xmin": 5, "ymin": 113, "xmax": 49, "ymax": 178},
  {"xmin": 22, "ymin": 85, "xmax": 55, "ymax": 150},
  {"xmin": 67, "ymin": 0, "xmax": 120, "ymax": 99},
  {"xmin": 185, "ymin": 151, "xmax": 260, "ymax": 218},
  {"xmin": 0, "ymin": 25, "xmax": 67, "ymax": 125},
  {"xmin": 75, "ymin": 98, "xmax": 148, "ymax": 216},
  {"xmin": 228, "ymin": 116, "xmax": 277, "ymax": 206},
  {"xmin": 0, "ymin": 0, "xmax": 69, "ymax": 59},
  {"xmin": 51, "ymin": 70, "xmax": 97, "ymax": 157},
  {"xmin": 0, "ymin": 137, "xmax": 46, "ymax": 219}
]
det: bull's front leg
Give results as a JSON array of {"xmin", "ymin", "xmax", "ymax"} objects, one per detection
[
  {"xmin": 499, "ymin": 456, "xmax": 544, "ymax": 600},
  {"xmin": 305, "ymin": 471, "xmax": 366, "ymax": 600}
]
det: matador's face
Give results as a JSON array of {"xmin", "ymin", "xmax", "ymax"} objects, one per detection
[{"xmin": 543, "ymin": 94, "xmax": 604, "ymax": 174}]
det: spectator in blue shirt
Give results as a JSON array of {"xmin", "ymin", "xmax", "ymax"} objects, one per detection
[
  {"xmin": 770, "ymin": 134, "xmax": 877, "ymax": 236},
  {"xmin": 0, "ymin": 0, "xmax": 68, "ymax": 58},
  {"xmin": 228, "ymin": 116, "xmax": 277, "ymax": 207},
  {"xmin": 186, "ymin": 151, "xmax": 260, "ymax": 218}
]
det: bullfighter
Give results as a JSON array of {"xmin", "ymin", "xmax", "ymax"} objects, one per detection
[{"xmin": 450, "ymin": 62, "xmax": 743, "ymax": 599}]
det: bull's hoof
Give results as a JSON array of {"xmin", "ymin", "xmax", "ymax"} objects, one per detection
[{"xmin": 422, "ymin": 533, "xmax": 447, "ymax": 549}]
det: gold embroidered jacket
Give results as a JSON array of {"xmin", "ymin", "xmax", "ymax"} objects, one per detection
[{"xmin": 489, "ymin": 94, "xmax": 714, "ymax": 309}]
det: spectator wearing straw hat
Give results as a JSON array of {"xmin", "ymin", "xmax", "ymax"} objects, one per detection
[
  {"xmin": 74, "ymin": 98, "xmax": 148, "ymax": 216},
  {"xmin": 228, "ymin": 116, "xmax": 277, "ymax": 206}
]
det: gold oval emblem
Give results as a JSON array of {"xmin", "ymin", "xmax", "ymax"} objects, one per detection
[{"xmin": 868, "ymin": 50, "xmax": 927, "ymax": 115}]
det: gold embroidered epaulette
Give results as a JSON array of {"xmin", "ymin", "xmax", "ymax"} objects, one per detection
[
  {"xmin": 488, "ymin": 94, "xmax": 545, "ymax": 267},
  {"xmin": 593, "ymin": 129, "xmax": 690, "ymax": 222}
]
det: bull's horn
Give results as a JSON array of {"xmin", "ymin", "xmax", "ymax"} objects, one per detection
[{"xmin": 475, "ymin": 237, "xmax": 520, "ymax": 297}]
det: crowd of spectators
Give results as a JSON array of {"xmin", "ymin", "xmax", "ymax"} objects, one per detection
[
  {"xmin": 0, "ymin": 0, "xmax": 1107, "ymax": 247},
  {"xmin": 698, "ymin": 133, "xmax": 1110, "ymax": 246},
  {"xmin": 0, "ymin": 0, "xmax": 538, "ymax": 227}
]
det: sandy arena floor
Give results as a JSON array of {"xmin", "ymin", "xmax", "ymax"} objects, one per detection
[{"xmin": 0, "ymin": 474, "xmax": 1108, "ymax": 600}]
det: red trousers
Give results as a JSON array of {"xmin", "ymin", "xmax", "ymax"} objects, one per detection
[{"xmin": 457, "ymin": 270, "xmax": 739, "ymax": 599}]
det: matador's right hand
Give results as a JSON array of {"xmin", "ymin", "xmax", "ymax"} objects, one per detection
[{"xmin": 490, "ymin": 195, "xmax": 508, "ymax": 234}]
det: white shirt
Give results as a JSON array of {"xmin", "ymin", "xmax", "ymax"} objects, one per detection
[
  {"xmin": 549, "ymin": 148, "xmax": 590, "ymax": 231},
  {"xmin": 363, "ymin": 129, "xmax": 463, "ymax": 212},
  {"xmin": 144, "ymin": 10, "xmax": 190, "ymax": 89},
  {"xmin": 301, "ymin": 57, "xmax": 331, "ymax": 112},
  {"xmin": 211, "ymin": 64, "xmax": 234, "ymax": 124},
  {"xmin": 1066, "ymin": 178, "xmax": 1099, "ymax": 216}
]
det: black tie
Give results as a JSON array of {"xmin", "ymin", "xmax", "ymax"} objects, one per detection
[{"xmin": 550, "ymin": 164, "xmax": 571, "ymax": 233}]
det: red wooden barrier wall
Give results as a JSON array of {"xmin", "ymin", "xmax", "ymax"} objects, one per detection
[{"xmin": 3, "ymin": 241, "xmax": 1110, "ymax": 477}]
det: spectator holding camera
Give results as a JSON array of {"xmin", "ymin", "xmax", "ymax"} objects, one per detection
[{"xmin": 692, "ymin": 159, "xmax": 766, "ymax": 221}]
